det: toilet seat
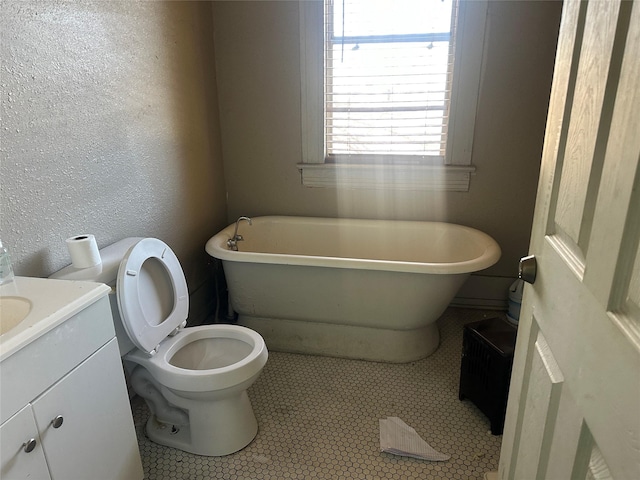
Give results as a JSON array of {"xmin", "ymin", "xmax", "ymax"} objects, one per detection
[
  {"xmin": 117, "ymin": 238, "xmax": 268, "ymax": 393},
  {"xmin": 125, "ymin": 324, "xmax": 268, "ymax": 393},
  {"xmin": 117, "ymin": 238, "xmax": 189, "ymax": 354}
]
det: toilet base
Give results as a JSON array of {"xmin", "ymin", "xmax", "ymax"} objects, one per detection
[{"xmin": 144, "ymin": 389, "xmax": 259, "ymax": 456}]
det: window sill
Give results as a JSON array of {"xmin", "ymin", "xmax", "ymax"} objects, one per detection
[{"xmin": 296, "ymin": 163, "xmax": 475, "ymax": 191}]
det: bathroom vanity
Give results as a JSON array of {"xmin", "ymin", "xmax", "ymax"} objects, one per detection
[{"xmin": 0, "ymin": 277, "xmax": 143, "ymax": 480}]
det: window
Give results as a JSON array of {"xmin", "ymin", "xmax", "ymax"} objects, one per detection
[
  {"xmin": 299, "ymin": 0, "xmax": 487, "ymax": 190},
  {"xmin": 326, "ymin": 0, "xmax": 455, "ymax": 162}
]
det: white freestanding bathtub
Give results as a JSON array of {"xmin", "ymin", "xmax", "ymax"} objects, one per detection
[{"xmin": 205, "ymin": 216, "xmax": 501, "ymax": 362}]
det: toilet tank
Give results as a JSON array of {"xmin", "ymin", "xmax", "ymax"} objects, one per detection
[{"xmin": 50, "ymin": 237, "xmax": 144, "ymax": 356}]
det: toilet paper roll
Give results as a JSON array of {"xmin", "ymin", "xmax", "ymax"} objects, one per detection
[{"xmin": 66, "ymin": 234, "xmax": 101, "ymax": 268}]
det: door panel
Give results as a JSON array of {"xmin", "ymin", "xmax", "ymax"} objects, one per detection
[
  {"xmin": 499, "ymin": 0, "xmax": 640, "ymax": 478},
  {"xmin": 512, "ymin": 329, "xmax": 564, "ymax": 480},
  {"xmin": 554, "ymin": 0, "xmax": 620, "ymax": 249},
  {"xmin": 544, "ymin": 387, "xmax": 584, "ymax": 480},
  {"xmin": 32, "ymin": 340, "xmax": 143, "ymax": 480},
  {"xmin": 0, "ymin": 406, "xmax": 51, "ymax": 480}
]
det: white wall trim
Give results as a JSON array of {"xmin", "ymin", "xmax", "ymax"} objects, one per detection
[
  {"xmin": 446, "ymin": 0, "xmax": 489, "ymax": 165},
  {"xmin": 297, "ymin": 163, "xmax": 475, "ymax": 191},
  {"xmin": 299, "ymin": 0, "xmax": 324, "ymax": 164},
  {"xmin": 451, "ymin": 274, "xmax": 513, "ymax": 310}
]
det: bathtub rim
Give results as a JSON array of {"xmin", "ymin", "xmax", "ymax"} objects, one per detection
[{"xmin": 205, "ymin": 215, "xmax": 501, "ymax": 275}]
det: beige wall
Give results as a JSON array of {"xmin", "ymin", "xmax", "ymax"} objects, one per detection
[
  {"xmin": 213, "ymin": 0, "xmax": 562, "ymax": 295},
  {"xmin": 0, "ymin": 0, "xmax": 564, "ymax": 316},
  {"xmin": 0, "ymin": 1, "xmax": 227, "ymax": 322}
]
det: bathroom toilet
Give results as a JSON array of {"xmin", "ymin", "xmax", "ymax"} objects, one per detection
[{"xmin": 51, "ymin": 237, "xmax": 268, "ymax": 456}]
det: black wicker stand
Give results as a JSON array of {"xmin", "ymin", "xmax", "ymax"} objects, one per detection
[{"xmin": 458, "ymin": 317, "xmax": 517, "ymax": 435}]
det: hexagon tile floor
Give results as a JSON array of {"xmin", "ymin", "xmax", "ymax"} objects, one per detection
[{"xmin": 132, "ymin": 308, "xmax": 505, "ymax": 479}]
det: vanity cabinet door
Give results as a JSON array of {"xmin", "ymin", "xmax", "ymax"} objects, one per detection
[
  {"xmin": 0, "ymin": 405, "xmax": 52, "ymax": 480},
  {"xmin": 32, "ymin": 338, "xmax": 143, "ymax": 480}
]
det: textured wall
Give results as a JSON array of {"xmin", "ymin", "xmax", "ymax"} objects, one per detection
[
  {"xmin": 0, "ymin": 0, "xmax": 227, "ymax": 321},
  {"xmin": 212, "ymin": 1, "xmax": 562, "ymax": 289}
]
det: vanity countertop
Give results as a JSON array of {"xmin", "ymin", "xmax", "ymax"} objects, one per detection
[{"xmin": 0, "ymin": 276, "xmax": 110, "ymax": 362}]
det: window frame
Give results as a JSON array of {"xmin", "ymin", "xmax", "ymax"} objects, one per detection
[{"xmin": 298, "ymin": 0, "xmax": 487, "ymax": 191}]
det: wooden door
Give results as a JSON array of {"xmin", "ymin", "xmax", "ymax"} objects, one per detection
[{"xmin": 498, "ymin": 0, "xmax": 640, "ymax": 478}]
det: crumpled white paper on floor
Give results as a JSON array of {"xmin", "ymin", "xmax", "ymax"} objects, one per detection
[{"xmin": 379, "ymin": 416, "xmax": 450, "ymax": 461}]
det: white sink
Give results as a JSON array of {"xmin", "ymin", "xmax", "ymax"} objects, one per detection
[
  {"xmin": 0, "ymin": 296, "xmax": 32, "ymax": 335},
  {"xmin": 0, "ymin": 276, "xmax": 111, "ymax": 361}
]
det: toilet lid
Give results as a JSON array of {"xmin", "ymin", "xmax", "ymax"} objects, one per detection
[{"xmin": 117, "ymin": 238, "xmax": 189, "ymax": 354}]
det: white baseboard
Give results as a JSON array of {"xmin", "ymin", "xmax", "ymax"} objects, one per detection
[{"xmin": 451, "ymin": 274, "xmax": 513, "ymax": 310}]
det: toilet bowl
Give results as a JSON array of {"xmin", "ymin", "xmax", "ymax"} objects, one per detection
[
  {"xmin": 51, "ymin": 237, "xmax": 268, "ymax": 456},
  {"xmin": 126, "ymin": 324, "xmax": 267, "ymax": 456}
]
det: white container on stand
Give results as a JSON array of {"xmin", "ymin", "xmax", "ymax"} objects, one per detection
[{"xmin": 506, "ymin": 279, "xmax": 524, "ymax": 326}]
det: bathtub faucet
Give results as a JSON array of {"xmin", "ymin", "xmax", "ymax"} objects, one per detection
[{"xmin": 227, "ymin": 216, "xmax": 252, "ymax": 251}]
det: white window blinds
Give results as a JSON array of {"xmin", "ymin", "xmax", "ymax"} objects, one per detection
[{"xmin": 325, "ymin": 0, "xmax": 458, "ymax": 163}]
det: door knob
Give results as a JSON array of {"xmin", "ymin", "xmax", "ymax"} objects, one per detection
[{"xmin": 519, "ymin": 255, "xmax": 537, "ymax": 284}]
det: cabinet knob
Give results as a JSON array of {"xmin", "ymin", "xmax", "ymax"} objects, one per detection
[
  {"xmin": 22, "ymin": 438, "xmax": 37, "ymax": 453},
  {"xmin": 51, "ymin": 415, "xmax": 64, "ymax": 429}
]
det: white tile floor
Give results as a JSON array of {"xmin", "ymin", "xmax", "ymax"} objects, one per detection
[{"xmin": 132, "ymin": 308, "xmax": 505, "ymax": 479}]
